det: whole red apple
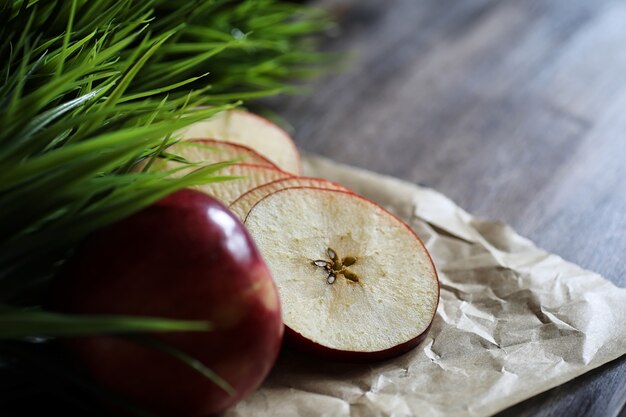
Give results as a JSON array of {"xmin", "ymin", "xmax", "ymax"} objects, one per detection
[{"xmin": 54, "ymin": 189, "xmax": 283, "ymax": 416}]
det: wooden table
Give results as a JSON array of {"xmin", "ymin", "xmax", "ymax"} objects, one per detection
[{"xmin": 269, "ymin": 0, "xmax": 626, "ymax": 416}]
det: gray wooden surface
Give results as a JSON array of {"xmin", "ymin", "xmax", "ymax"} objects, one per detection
[{"xmin": 269, "ymin": 0, "xmax": 626, "ymax": 416}]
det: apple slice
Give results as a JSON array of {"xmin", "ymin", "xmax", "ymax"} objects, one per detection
[
  {"xmin": 142, "ymin": 144, "xmax": 292, "ymax": 205},
  {"xmin": 244, "ymin": 187, "xmax": 439, "ymax": 361},
  {"xmin": 229, "ymin": 177, "xmax": 350, "ymax": 220},
  {"xmin": 177, "ymin": 110, "xmax": 301, "ymax": 175},
  {"xmin": 191, "ymin": 163, "xmax": 291, "ymax": 205},
  {"xmin": 136, "ymin": 139, "xmax": 278, "ymax": 174},
  {"xmin": 171, "ymin": 139, "xmax": 278, "ymax": 168},
  {"xmin": 141, "ymin": 162, "xmax": 291, "ymax": 205}
]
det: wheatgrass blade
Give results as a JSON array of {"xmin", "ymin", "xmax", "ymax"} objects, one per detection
[{"xmin": 0, "ymin": 310, "xmax": 211, "ymax": 339}]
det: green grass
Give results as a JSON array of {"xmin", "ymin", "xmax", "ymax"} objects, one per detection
[{"xmin": 0, "ymin": 0, "xmax": 330, "ymax": 413}]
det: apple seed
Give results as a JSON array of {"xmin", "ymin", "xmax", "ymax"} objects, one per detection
[
  {"xmin": 342, "ymin": 270, "xmax": 359, "ymax": 282},
  {"xmin": 313, "ymin": 247, "xmax": 360, "ymax": 284}
]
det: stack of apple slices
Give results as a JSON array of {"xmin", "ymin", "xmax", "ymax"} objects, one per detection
[{"xmin": 172, "ymin": 110, "xmax": 440, "ymax": 361}]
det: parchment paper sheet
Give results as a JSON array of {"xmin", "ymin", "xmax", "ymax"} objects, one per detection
[{"xmin": 227, "ymin": 155, "xmax": 626, "ymax": 417}]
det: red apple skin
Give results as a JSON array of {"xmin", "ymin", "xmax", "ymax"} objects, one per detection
[{"xmin": 54, "ymin": 189, "xmax": 283, "ymax": 416}]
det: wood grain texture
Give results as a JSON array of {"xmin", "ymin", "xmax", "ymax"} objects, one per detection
[{"xmin": 267, "ymin": 0, "xmax": 626, "ymax": 416}]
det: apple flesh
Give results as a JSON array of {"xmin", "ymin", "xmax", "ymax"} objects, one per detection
[
  {"xmin": 163, "ymin": 139, "xmax": 279, "ymax": 169},
  {"xmin": 198, "ymin": 163, "xmax": 292, "ymax": 205},
  {"xmin": 177, "ymin": 110, "xmax": 301, "ymax": 174},
  {"xmin": 146, "ymin": 151, "xmax": 292, "ymax": 206},
  {"xmin": 54, "ymin": 189, "xmax": 283, "ymax": 416},
  {"xmin": 229, "ymin": 177, "xmax": 350, "ymax": 220},
  {"xmin": 149, "ymin": 158, "xmax": 292, "ymax": 206},
  {"xmin": 243, "ymin": 187, "xmax": 439, "ymax": 361}
]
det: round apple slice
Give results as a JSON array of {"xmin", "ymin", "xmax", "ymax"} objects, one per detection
[
  {"xmin": 171, "ymin": 139, "xmax": 278, "ymax": 168},
  {"xmin": 191, "ymin": 163, "xmax": 291, "ymax": 205},
  {"xmin": 142, "ymin": 142, "xmax": 292, "ymax": 205},
  {"xmin": 244, "ymin": 187, "xmax": 439, "ymax": 361},
  {"xmin": 229, "ymin": 177, "xmax": 350, "ymax": 220},
  {"xmin": 136, "ymin": 139, "xmax": 278, "ymax": 173},
  {"xmin": 177, "ymin": 110, "xmax": 301, "ymax": 174}
]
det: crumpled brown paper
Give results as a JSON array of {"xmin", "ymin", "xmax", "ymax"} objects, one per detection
[{"xmin": 226, "ymin": 155, "xmax": 626, "ymax": 417}]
